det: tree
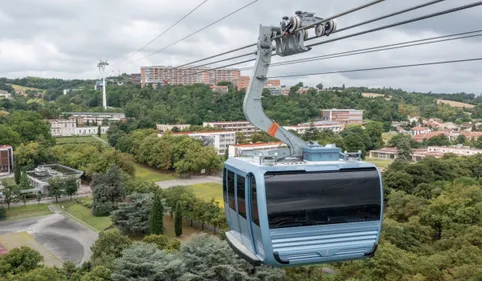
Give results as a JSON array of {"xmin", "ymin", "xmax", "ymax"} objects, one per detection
[
  {"xmin": 396, "ymin": 137, "xmax": 413, "ymax": 162},
  {"xmin": 0, "ymin": 246, "xmax": 43, "ymax": 276},
  {"xmin": 97, "ymin": 125, "xmax": 101, "ymax": 138},
  {"xmin": 80, "ymin": 266, "xmax": 111, "ymax": 281},
  {"xmin": 149, "ymin": 193, "xmax": 164, "ymax": 235},
  {"xmin": 13, "ymin": 267, "xmax": 63, "ymax": 281},
  {"xmin": 174, "ymin": 201, "xmax": 183, "ymax": 237},
  {"xmin": 19, "ymin": 170, "xmax": 31, "ymax": 190},
  {"xmin": 0, "ymin": 124, "xmax": 21, "ymax": 148},
  {"xmin": 111, "ymin": 193, "xmax": 153, "ymax": 235},
  {"xmin": 456, "ymin": 134, "xmax": 466, "ymax": 145},
  {"xmin": 2, "ymin": 183, "xmax": 20, "ymax": 209},
  {"xmin": 90, "ymin": 230, "xmax": 132, "ymax": 269},
  {"xmin": 14, "ymin": 158, "xmax": 21, "ymax": 185},
  {"xmin": 111, "ymin": 234, "xmax": 284, "ymax": 281},
  {"xmin": 0, "ymin": 206, "xmax": 6, "ymax": 220},
  {"xmin": 365, "ymin": 121, "xmax": 384, "ymax": 149},
  {"xmin": 316, "ymin": 83, "xmax": 323, "ymax": 90},
  {"xmin": 141, "ymin": 234, "xmax": 179, "ymax": 252},
  {"xmin": 91, "ymin": 165, "xmax": 126, "ymax": 206},
  {"xmin": 47, "ymin": 177, "xmax": 66, "ymax": 203}
]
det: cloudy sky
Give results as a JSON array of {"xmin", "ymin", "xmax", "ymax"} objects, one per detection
[{"xmin": 0, "ymin": 0, "xmax": 481, "ymax": 93}]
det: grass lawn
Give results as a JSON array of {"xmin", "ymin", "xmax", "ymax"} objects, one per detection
[
  {"xmin": 163, "ymin": 215, "xmax": 209, "ymax": 240},
  {"xmin": 366, "ymin": 158, "xmax": 393, "ymax": 169},
  {"xmin": 100, "ymin": 134, "xmax": 108, "ymax": 143},
  {"xmin": 9, "ymin": 84, "xmax": 46, "ymax": 93},
  {"xmin": 58, "ymin": 200, "xmax": 112, "ymax": 232},
  {"xmin": 0, "ymin": 232, "xmax": 62, "ymax": 267},
  {"xmin": 188, "ymin": 182, "xmax": 224, "ymax": 209},
  {"xmin": 5, "ymin": 204, "xmax": 52, "ymax": 221},
  {"xmin": 134, "ymin": 163, "xmax": 176, "ymax": 182}
]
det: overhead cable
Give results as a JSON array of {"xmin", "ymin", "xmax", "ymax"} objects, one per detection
[
  {"xmin": 267, "ymin": 57, "xmax": 482, "ymax": 79},
  {"xmin": 177, "ymin": 0, "xmax": 446, "ymax": 70},
  {"xmin": 236, "ymin": 29, "xmax": 482, "ymax": 70},
  {"xmin": 124, "ymin": 0, "xmax": 259, "ymax": 65},
  {"xmin": 192, "ymin": 1, "xmax": 482, "ymax": 72},
  {"xmin": 174, "ymin": 0, "xmax": 385, "ymax": 68},
  {"xmin": 113, "ymin": 0, "xmax": 209, "ymax": 66}
]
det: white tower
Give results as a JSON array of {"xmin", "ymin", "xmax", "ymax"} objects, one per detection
[{"xmin": 97, "ymin": 61, "xmax": 109, "ymax": 110}]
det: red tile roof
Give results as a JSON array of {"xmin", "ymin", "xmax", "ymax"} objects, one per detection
[{"xmin": 411, "ymin": 127, "xmax": 430, "ymax": 131}]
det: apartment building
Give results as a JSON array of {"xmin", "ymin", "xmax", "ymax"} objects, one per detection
[
  {"xmin": 228, "ymin": 142, "xmax": 285, "ymax": 158},
  {"xmin": 130, "ymin": 74, "xmax": 141, "ymax": 85},
  {"xmin": 0, "ymin": 145, "xmax": 14, "ymax": 176},
  {"xmin": 321, "ymin": 109, "xmax": 363, "ymax": 123},
  {"xmin": 369, "ymin": 146, "xmax": 482, "ymax": 162},
  {"xmin": 48, "ymin": 119, "xmax": 109, "ymax": 137},
  {"xmin": 140, "ymin": 66, "xmax": 241, "ymax": 87},
  {"xmin": 284, "ymin": 121, "xmax": 345, "ymax": 135},
  {"xmin": 157, "ymin": 124, "xmax": 191, "ymax": 132},
  {"xmin": 159, "ymin": 131, "xmax": 236, "ymax": 155},
  {"xmin": 203, "ymin": 121, "xmax": 258, "ymax": 137},
  {"xmin": 233, "ymin": 76, "xmax": 250, "ymax": 91},
  {"xmin": 63, "ymin": 112, "xmax": 126, "ymax": 125}
]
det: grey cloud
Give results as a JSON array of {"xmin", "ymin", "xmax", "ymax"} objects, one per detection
[{"xmin": 0, "ymin": 0, "xmax": 482, "ymax": 93}]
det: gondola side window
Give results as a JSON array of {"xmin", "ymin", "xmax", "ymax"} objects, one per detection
[
  {"xmin": 264, "ymin": 169, "xmax": 381, "ymax": 229},
  {"xmin": 227, "ymin": 170, "xmax": 235, "ymax": 210},
  {"xmin": 237, "ymin": 175, "xmax": 246, "ymax": 219},
  {"xmin": 250, "ymin": 175, "xmax": 259, "ymax": 226},
  {"xmin": 223, "ymin": 168, "xmax": 227, "ymax": 203}
]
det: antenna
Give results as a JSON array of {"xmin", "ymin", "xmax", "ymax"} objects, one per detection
[{"xmin": 97, "ymin": 61, "xmax": 109, "ymax": 110}]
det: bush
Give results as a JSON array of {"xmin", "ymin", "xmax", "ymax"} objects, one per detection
[
  {"xmin": 0, "ymin": 206, "xmax": 6, "ymax": 220},
  {"xmin": 92, "ymin": 201, "xmax": 113, "ymax": 217},
  {"xmin": 77, "ymin": 198, "xmax": 93, "ymax": 209}
]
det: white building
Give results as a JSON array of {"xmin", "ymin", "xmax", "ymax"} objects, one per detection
[
  {"xmin": 63, "ymin": 112, "xmax": 126, "ymax": 125},
  {"xmin": 284, "ymin": 121, "xmax": 345, "ymax": 135},
  {"xmin": 157, "ymin": 124, "xmax": 191, "ymax": 132},
  {"xmin": 48, "ymin": 119, "xmax": 109, "ymax": 137},
  {"xmin": 26, "ymin": 164, "xmax": 83, "ymax": 195},
  {"xmin": 203, "ymin": 121, "xmax": 258, "ymax": 137},
  {"xmin": 0, "ymin": 90, "xmax": 12, "ymax": 99},
  {"xmin": 228, "ymin": 142, "xmax": 286, "ymax": 158},
  {"xmin": 160, "ymin": 131, "xmax": 236, "ymax": 155},
  {"xmin": 321, "ymin": 109, "xmax": 363, "ymax": 124},
  {"xmin": 410, "ymin": 127, "xmax": 432, "ymax": 136}
]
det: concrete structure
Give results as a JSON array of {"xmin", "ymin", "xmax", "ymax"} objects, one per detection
[
  {"xmin": 48, "ymin": 119, "xmax": 109, "ymax": 137},
  {"xmin": 0, "ymin": 145, "xmax": 14, "ymax": 176},
  {"xmin": 209, "ymin": 85, "xmax": 229, "ymax": 94},
  {"xmin": 130, "ymin": 73, "xmax": 141, "ymax": 85},
  {"xmin": 284, "ymin": 121, "xmax": 345, "ymax": 134},
  {"xmin": 321, "ymin": 109, "xmax": 363, "ymax": 124},
  {"xmin": 411, "ymin": 127, "xmax": 431, "ymax": 136},
  {"xmin": 233, "ymin": 75, "xmax": 250, "ymax": 91},
  {"xmin": 0, "ymin": 90, "xmax": 11, "ymax": 99},
  {"xmin": 157, "ymin": 124, "xmax": 191, "ymax": 132},
  {"xmin": 63, "ymin": 112, "xmax": 126, "ymax": 125},
  {"xmin": 161, "ymin": 131, "xmax": 236, "ymax": 155},
  {"xmin": 141, "ymin": 65, "xmax": 240, "ymax": 87},
  {"xmin": 203, "ymin": 121, "xmax": 258, "ymax": 137},
  {"xmin": 369, "ymin": 146, "xmax": 482, "ymax": 162},
  {"xmin": 26, "ymin": 164, "xmax": 83, "ymax": 195},
  {"xmin": 228, "ymin": 142, "xmax": 286, "ymax": 158}
]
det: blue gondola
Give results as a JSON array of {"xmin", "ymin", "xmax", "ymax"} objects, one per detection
[{"xmin": 222, "ymin": 12, "xmax": 384, "ymax": 267}]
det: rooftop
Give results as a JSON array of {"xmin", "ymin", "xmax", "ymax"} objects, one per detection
[
  {"xmin": 166, "ymin": 130, "xmax": 236, "ymax": 135},
  {"xmin": 233, "ymin": 142, "xmax": 282, "ymax": 148},
  {"xmin": 0, "ymin": 145, "xmax": 12, "ymax": 149},
  {"xmin": 26, "ymin": 164, "xmax": 83, "ymax": 182}
]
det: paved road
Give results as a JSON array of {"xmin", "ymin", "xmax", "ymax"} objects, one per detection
[
  {"xmin": 0, "ymin": 205, "xmax": 98, "ymax": 265},
  {"xmin": 156, "ymin": 176, "xmax": 222, "ymax": 189}
]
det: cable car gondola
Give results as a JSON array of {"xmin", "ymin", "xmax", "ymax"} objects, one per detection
[{"xmin": 223, "ymin": 11, "xmax": 383, "ymax": 267}]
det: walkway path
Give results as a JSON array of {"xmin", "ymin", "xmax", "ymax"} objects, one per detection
[
  {"xmin": 156, "ymin": 176, "xmax": 222, "ymax": 189},
  {"xmin": 92, "ymin": 134, "xmax": 108, "ymax": 145}
]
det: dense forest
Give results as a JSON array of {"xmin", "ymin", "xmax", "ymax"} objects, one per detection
[{"xmin": 1, "ymin": 77, "xmax": 481, "ymax": 132}]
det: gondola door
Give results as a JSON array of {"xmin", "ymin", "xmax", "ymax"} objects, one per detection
[
  {"xmin": 225, "ymin": 169, "xmax": 241, "ymax": 239},
  {"xmin": 235, "ymin": 173, "xmax": 255, "ymax": 254}
]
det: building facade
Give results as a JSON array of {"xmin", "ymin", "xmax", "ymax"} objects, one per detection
[
  {"xmin": 161, "ymin": 131, "xmax": 236, "ymax": 155},
  {"xmin": 203, "ymin": 121, "xmax": 258, "ymax": 137},
  {"xmin": 141, "ymin": 66, "xmax": 241, "ymax": 87},
  {"xmin": 130, "ymin": 73, "xmax": 141, "ymax": 85},
  {"xmin": 0, "ymin": 90, "xmax": 12, "ymax": 99},
  {"xmin": 369, "ymin": 146, "xmax": 482, "ymax": 162},
  {"xmin": 284, "ymin": 121, "xmax": 345, "ymax": 135},
  {"xmin": 233, "ymin": 76, "xmax": 250, "ymax": 91},
  {"xmin": 156, "ymin": 124, "xmax": 191, "ymax": 132},
  {"xmin": 48, "ymin": 119, "xmax": 109, "ymax": 137},
  {"xmin": 0, "ymin": 146, "xmax": 13, "ymax": 176},
  {"xmin": 321, "ymin": 109, "xmax": 363, "ymax": 123},
  {"xmin": 411, "ymin": 127, "xmax": 431, "ymax": 136}
]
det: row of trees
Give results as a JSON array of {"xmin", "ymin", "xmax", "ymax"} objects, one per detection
[
  {"xmin": 0, "ymin": 110, "xmax": 54, "ymax": 148},
  {"xmin": 108, "ymin": 126, "xmax": 223, "ymax": 175}
]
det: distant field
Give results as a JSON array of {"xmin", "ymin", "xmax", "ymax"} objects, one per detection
[
  {"xmin": 134, "ymin": 163, "xmax": 176, "ymax": 182},
  {"xmin": 366, "ymin": 158, "xmax": 393, "ymax": 169},
  {"xmin": 8, "ymin": 84, "xmax": 46, "ymax": 93},
  {"xmin": 436, "ymin": 99, "xmax": 475, "ymax": 109},
  {"xmin": 188, "ymin": 183, "xmax": 224, "ymax": 209},
  {"xmin": 362, "ymin": 92, "xmax": 392, "ymax": 100},
  {"xmin": 5, "ymin": 204, "xmax": 52, "ymax": 221}
]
